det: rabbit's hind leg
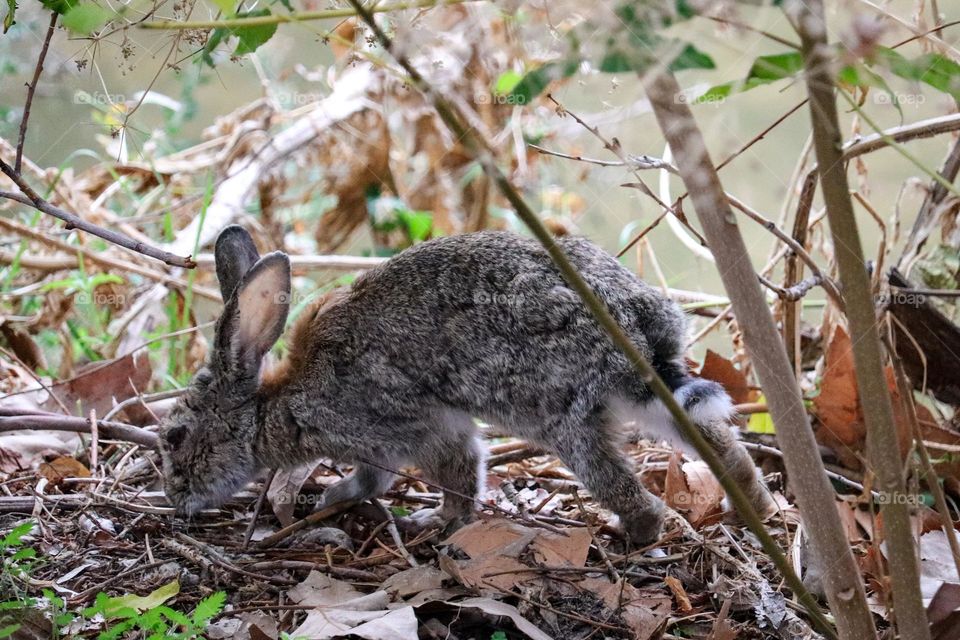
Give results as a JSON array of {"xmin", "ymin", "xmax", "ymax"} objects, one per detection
[
  {"xmin": 317, "ymin": 463, "xmax": 397, "ymax": 511},
  {"xmin": 404, "ymin": 411, "xmax": 486, "ymax": 533},
  {"xmin": 550, "ymin": 409, "xmax": 664, "ymax": 545}
]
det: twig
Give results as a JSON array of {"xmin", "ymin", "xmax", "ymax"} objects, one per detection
[
  {"xmin": 173, "ymin": 532, "xmax": 297, "ymax": 586},
  {"xmin": 0, "ymin": 414, "xmax": 158, "ymax": 448},
  {"xmin": 255, "ymin": 500, "xmax": 359, "ymax": 548},
  {"xmin": 15, "ymin": 12, "xmax": 57, "ymax": 173},
  {"xmin": 373, "ymin": 501, "xmax": 418, "ymax": 567},
  {"xmin": 102, "ymin": 389, "xmax": 186, "ymax": 422},
  {"xmin": 243, "ymin": 469, "xmax": 277, "ymax": 550},
  {"xmin": 0, "ymin": 167, "xmax": 196, "ymax": 268}
]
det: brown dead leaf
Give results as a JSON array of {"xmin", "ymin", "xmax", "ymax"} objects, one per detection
[
  {"xmin": 664, "ymin": 453, "xmax": 724, "ymax": 527},
  {"xmin": 38, "ymin": 456, "xmax": 90, "ymax": 486},
  {"xmin": 665, "ymin": 575, "xmax": 693, "ymax": 613},
  {"xmin": 441, "ymin": 518, "xmax": 591, "ymax": 591},
  {"xmin": 699, "ymin": 350, "xmax": 757, "ymax": 405},
  {"xmin": 46, "ymin": 351, "xmax": 152, "ymax": 416},
  {"xmin": 382, "ymin": 566, "xmax": 448, "ymax": 599},
  {"xmin": 813, "ymin": 326, "xmax": 915, "ymax": 468}
]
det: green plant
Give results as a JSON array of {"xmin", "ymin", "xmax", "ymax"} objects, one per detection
[
  {"xmin": 0, "ymin": 521, "xmax": 39, "ymax": 638},
  {"xmin": 82, "ymin": 583, "xmax": 225, "ymax": 640}
]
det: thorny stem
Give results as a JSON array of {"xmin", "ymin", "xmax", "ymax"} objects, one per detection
[
  {"xmin": 790, "ymin": 1, "xmax": 929, "ymax": 637},
  {"xmin": 346, "ymin": 1, "xmax": 838, "ymax": 637}
]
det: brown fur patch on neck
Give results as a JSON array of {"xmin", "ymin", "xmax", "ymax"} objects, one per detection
[{"xmin": 259, "ymin": 289, "xmax": 349, "ymax": 395}]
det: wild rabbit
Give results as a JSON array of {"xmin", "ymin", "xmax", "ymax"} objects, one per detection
[{"xmin": 159, "ymin": 225, "xmax": 772, "ymax": 544}]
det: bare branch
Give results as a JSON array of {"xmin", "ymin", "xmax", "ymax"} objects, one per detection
[{"xmin": 0, "ymin": 162, "xmax": 196, "ymax": 268}]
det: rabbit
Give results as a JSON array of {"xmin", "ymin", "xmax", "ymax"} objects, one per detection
[{"xmin": 158, "ymin": 225, "xmax": 773, "ymax": 544}]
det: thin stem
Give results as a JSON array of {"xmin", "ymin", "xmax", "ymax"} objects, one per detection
[
  {"xmin": 139, "ymin": 0, "xmax": 472, "ymax": 30},
  {"xmin": 16, "ymin": 12, "xmax": 57, "ymax": 173}
]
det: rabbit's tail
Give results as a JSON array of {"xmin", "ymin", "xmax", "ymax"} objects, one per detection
[{"xmin": 615, "ymin": 374, "xmax": 774, "ymax": 515}]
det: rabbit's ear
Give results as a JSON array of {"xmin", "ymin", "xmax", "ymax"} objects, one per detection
[
  {"xmin": 215, "ymin": 225, "xmax": 261, "ymax": 302},
  {"xmin": 214, "ymin": 252, "xmax": 291, "ymax": 380}
]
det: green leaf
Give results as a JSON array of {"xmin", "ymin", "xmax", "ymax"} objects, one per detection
[
  {"xmin": 210, "ymin": 0, "xmax": 234, "ymax": 14},
  {"xmin": 700, "ymin": 50, "xmax": 804, "ymax": 100},
  {"xmin": 747, "ymin": 394, "xmax": 775, "ymax": 434},
  {"xmin": 1, "ymin": 521, "xmax": 35, "ymax": 547},
  {"xmin": 0, "ymin": 624, "xmax": 22, "ymax": 638},
  {"xmin": 493, "ymin": 70, "xmax": 522, "ymax": 96},
  {"xmin": 389, "ymin": 506, "xmax": 411, "ymax": 517},
  {"xmin": 100, "ymin": 580, "xmax": 180, "ymax": 619},
  {"xmin": 669, "ymin": 42, "xmax": 715, "ymax": 71},
  {"xmin": 3, "ymin": 0, "xmax": 16, "ymax": 33},
  {"xmin": 396, "ymin": 209, "xmax": 433, "ymax": 243},
  {"xmin": 39, "ymin": 0, "xmax": 77, "ymax": 14},
  {"xmin": 508, "ymin": 61, "xmax": 578, "ymax": 104},
  {"xmin": 61, "ymin": 3, "xmax": 111, "ymax": 34},
  {"xmin": 230, "ymin": 9, "xmax": 277, "ymax": 55},
  {"xmin": 191, "ymin": 591, "xmax": 225, "ymax": 625},
  {"xmin": 875, "ymin": 47, "xmax": 960, "ymax": 100}
]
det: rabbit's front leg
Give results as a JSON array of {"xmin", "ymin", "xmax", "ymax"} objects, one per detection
[
  {"xmin": 316, "ymin": 463, "xmax": 397, "ymax": 510},
  {"xmin": 402, "ymin": 412, "xmax": 486, "ymax": 533}
]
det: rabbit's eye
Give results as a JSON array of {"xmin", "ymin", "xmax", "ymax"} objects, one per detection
[{"xmin": 166, "ymin": 425, "xmax": 187, "ymax": 449}]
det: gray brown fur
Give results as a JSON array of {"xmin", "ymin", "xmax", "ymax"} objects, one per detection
[{"xmin": 159, "ymin": 227, "xmax": 772, "ymax": 544}]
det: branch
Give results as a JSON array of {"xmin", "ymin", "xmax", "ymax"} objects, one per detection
[
  {"xmin": 0, "ymin": 161, "xmax": 196, "ymax": 268},
  {"xmin": 15, "ymin": 12, "xmax": 57, "ymax": 173},
  {"xmin": 0, "ymin": 414, "xmax": 158, "ymax": 448},
  {"xmin": 641, "ymin": 65, "xmax": 873, "ymax": 640},
  {"xmin": 345, "ymin": 1, "xmax": 836, "ymax": 638},
  {"xmin": 790, "ymin": 1, "xmax": 929, "ymax": 637},
  {"xmin": 139, "ymin": 0, "xmax": 472, "ymax": 30}
]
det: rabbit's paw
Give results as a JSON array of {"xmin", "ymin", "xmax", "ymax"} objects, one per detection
[
  {"xmin": 399, "ymin": 507, "xmax": 469, "ymax": 535},
  {"xmin": 617, "ymin": 502, "xmax": 665, "ymax": 547},
  {"xmin": 283, "ymin": 526, "xmax": 354, "ymax": 551}
]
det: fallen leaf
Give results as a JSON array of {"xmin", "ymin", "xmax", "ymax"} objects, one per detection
[
  {"xmin": 38, "ymin": 456, "xmax": 90, "ymax": 486},
  {"xmin": 699, "ymin": 350, "xmax": 757, "ymax": 405},
  {"xmin": 665, "ymin": 575, "xmax": 693, "ymax": 612},
  {"xmin": 286, "ymin": 571, "xmax": 363, "ymax": 607},
  {"xmin": 102, "ymin": 580, "xmax": 179, "ymax": 619},
  {"xmin": 46, "ymin": 351, "xmax": 152, "ymax": 416},
  {"xmin": 292, "ymin": 604, "xmax": 418, "ymax": 640},
  {"xmin": 382, "ymin": 566, "xmax": 448, "ymax": 599},
  {"xmin": 268, "ymin": 464, "xmax": 316, "ymax": 527}
]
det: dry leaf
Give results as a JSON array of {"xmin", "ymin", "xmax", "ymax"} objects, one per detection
[
  {"xmin": 38, "ymin": 456, "xmax": 91, "ymax": 486},
  {"xmin": 699, "ymin": 350, "xmax": 757, "ymax": 405}
]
